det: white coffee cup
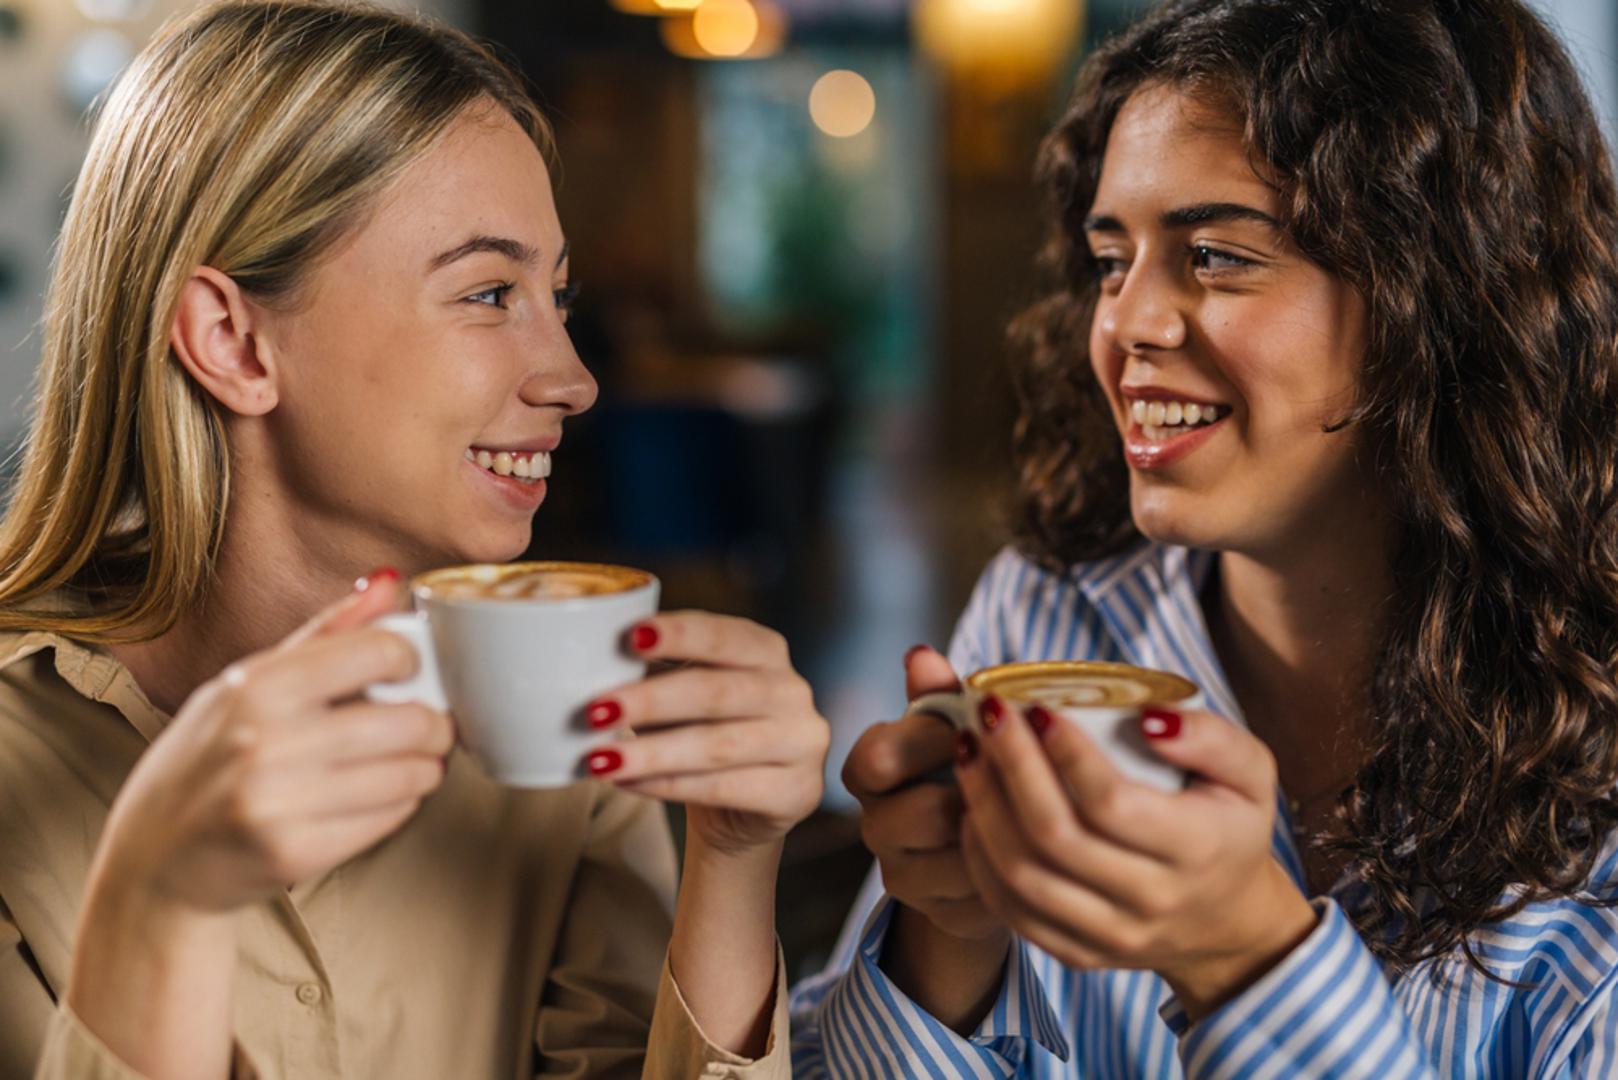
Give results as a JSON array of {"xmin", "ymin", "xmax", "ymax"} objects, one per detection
[
  {"xmin": 905, "ymin": 660, "xmax": 1200, "ymax": 792},
  {"xmin": 366, "ymin": 561, "xmax": 660, "ymax": 787}
]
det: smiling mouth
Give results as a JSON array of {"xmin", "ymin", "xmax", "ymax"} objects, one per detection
[
  {"xmin": 1128, "ymin": 397, "xmax": 1231, "ymax": 442},
  {"xmin": 465, "ymin": 447, "xmax": 552, "ymax": 483}
]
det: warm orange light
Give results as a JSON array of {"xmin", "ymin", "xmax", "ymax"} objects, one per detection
[
  {"xmin": 809, "ymin": 70, "xmax": 877, "ymax": 138},
  {"xmin": 607, "ymin": 0, "xmax": 663, "ymax": 14},
  {"xmin": 655, "ymin": 0, "xmax": 703, "ymax": 10},
  {"xmin": 659, "ymin": 1, "xmax": 785, "ymax": 61},
  {"xmin": 692, "ymin": 0, "xmax": 759, "ymax": 58},
  {"xmin": 914, "ymin": 0, "xmax": 1083, "ymax": 83}
]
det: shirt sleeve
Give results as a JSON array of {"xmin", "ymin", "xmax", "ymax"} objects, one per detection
[
  {"xmin": 789, "ymin": 889, "xmax": 1069, "ymax": 1078},
  {"xmin": 650, "ymin": 947, "xmax": 790, "ymax": 1080},
  {"xmin": 2, "ymin": 898, "xmax": 259, "ymax": 1080},
  {"xmin": 1160, "ymin": 898, "xmax": 1437, "ymax": 1080}
]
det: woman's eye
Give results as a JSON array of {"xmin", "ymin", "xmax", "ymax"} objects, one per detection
[
  {"xmin": 1190, "ymin": 245, "xmax": 1254, "ymax": 274},
  {"xmin": 553, "ymin": 282, "xmax": 581, "ymax": 321},
  {"xmin": 1092, "ymin": 256, "xmax": 1127, "ymax": 282},
  {"xmin": 466, "ymin": 283, "xmax": 516, "ymax": 308}
]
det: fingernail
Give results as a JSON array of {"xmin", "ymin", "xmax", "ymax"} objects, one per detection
[
  {"xmin": 979, "ymin": 695, "xmax": 1008, "ymax": 733},
  {"xmin": 629, "ymin": 623, "xmax": 659, "ymax": 653},
  {"xmin": 587, "ymin": 748, "xmax": 624, "ymax": 776},
  {"xmin": 354, "ymin": 567, "xmax": 400, "ymax": 592},
  {"xmin": 954, "ymin": 730, "xmax": 979, "ymax": 766},
  {"xmin": 586, "ymin": 700, "xmax": 622, "ymax": 729},
  {"xmin": 1028, "ymin": 705, "xmax": 1056, "ymax": 737},
  {"xmin": 904, "ymin": 643, "xmax": 930, "ymax": 664},
  {"xmin": 1141, "ymin": 706, "xmax": 1182, "ymax": 740}
]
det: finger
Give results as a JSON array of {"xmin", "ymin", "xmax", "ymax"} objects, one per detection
[
  {"xmin": 282, "ymin": 796, "xmax": 423, "ymax": 878},
  {"xmin": 842, "ymin": 714, "xmax": 957, "ymax": 799},
  {"xmin": 292, "ymin": 755, "xmax": 447, "ymax": 818},
  {"xmin": 859, "ymin": 781, "xmax": 963, "ymax": 854},
  {"xmin": 597, "ymin": 717, "xmax": 824, "ymax": 781},
  {"xmin": 629, "ymin": 611, "xmax": 791, "ymax": 671},
  {"xmin": 598, "ymin": 667, "xmax": 805, "ymax": 731},
  {"xmin": 614, "ymin": 764, "xmax": 819, "ymax": 815},
  {"xmin": 878, "ymin": 847, "xmax": 978, "ymax": 904},
  {"xmin": 277, "ymin": 702, "xmax": 455, "ymax": 767},
  {"xmin": 975, "ymin": 699, "xmax": 1168, "ymax": 899},
  {"xmin": 1036, "ymin": 715, "xmax": 1187, "ymax": 861},
  {"xmin": 1136, "ymin": 707, "xmax": 1277, "ymax": 805},
  {"xmin": 904, "ymin": 644, "xmax": 962, "ymax": 701},
  {"xmin": 248, "ymin": 626, "xmax": 420, "ymax": 714},
  {"xmin": 959, "ymin": 810, "xmax": 1110, "ymax": 970},
  {"xmin": 277, "ymin": 569, "xmax": 403, "ymax": 652}
]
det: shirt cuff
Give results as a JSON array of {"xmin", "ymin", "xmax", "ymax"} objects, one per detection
[
  {"xmin": 653, "ymin": 942, "xmax": 792, "ymax": 1079},
  {"xmin": 1160, "ymin": 898, "xmax": 1432, "ymax": 1079},
  {"xmin": 814, "ymin": 894, "xmax": 1069, "ymax": 1078}
]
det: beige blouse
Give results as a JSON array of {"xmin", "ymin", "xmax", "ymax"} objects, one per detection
[{"xmin": 0, "ymin": 629, "xmax": 789, "ymax": 1079}]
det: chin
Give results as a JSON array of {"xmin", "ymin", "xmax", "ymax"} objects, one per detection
[
  {"xmin": 1129, "ymin": 487, "xmax": 1225, "ymax": 551},
  {"xmin": 446, "ymin": 524, "xmax": 534, "ymax": 568}
]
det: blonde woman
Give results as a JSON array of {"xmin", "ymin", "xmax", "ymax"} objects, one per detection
[{"xmin": 0, "ymin": 2, "xmax": 827, "ymax": 1078}]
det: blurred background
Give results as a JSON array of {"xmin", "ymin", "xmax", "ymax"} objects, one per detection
[{"xmin": 0, "ymin": 0, "xmax": 1613, "ymax": 979}]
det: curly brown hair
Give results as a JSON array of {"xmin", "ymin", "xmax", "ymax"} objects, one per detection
[{"xmin": 1010, "ymin": 0, "xmax": 1618, "ymax": 972}]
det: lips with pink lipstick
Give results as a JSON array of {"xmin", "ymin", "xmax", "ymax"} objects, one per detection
[{"xmin": 1121, "ymin": 388, "xmax": 1232, "ymax": 471}]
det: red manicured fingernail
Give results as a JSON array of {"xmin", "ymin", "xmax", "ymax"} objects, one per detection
[
  {"xmin": 354, "ymin": 567, "xmax": 400, "ymax": 592},
  {"xmin": 1141, "ymin": 706, "xmax": 1182, "ymax": 740},
  {"xmin": 954, "ymin": 730, "xmax": 979, "ymax": 766},
  {"xmin": 1028, "ymin": 705, "xmax": 1056, "ymax": 737},
  {"xmin": 587, "ymin": 748, "xmax": 624, "ymax": 776},
  {"xmin": 979, "ymin": 695, "xmax": 1007, "ymax": 733},
  {"xmin": 586, "ymin": 700, "xmax": 622, "ymax": 729},
  {"xmin": 629, "ymin": 624, "xmax": 659, "ymax": 653}
]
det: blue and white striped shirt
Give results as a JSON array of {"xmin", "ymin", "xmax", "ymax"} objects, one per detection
[{"xmin": 790, "ymin": 542, "xmax": 1618, "ymax": 1078}]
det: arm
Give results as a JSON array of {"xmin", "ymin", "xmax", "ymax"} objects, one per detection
[{"xmin": 1163, "ymin": 899, "xmax": 1436, "ymax": 1079}]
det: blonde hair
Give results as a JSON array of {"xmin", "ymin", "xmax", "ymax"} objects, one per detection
[{"xmin": 0, "ymin": 0, "xmax": 552, "ymax": 642}]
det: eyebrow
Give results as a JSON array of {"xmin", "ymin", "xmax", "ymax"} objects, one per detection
[
  {"xmin": 1083, "ymin": 203, "xmax": 1281, "ymax": 233},
  {"xmin": 427, "ymin": 236, "xmax": 569, "ymax": 273}
]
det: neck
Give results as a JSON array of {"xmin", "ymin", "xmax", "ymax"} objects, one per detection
[
  {"xmin": 1205, "ymin": 514, "xmax": 1391, "ymax": 800},
  {"xmin": 110, "ymin": 459, "xmax": 438, "ymax": 716}
]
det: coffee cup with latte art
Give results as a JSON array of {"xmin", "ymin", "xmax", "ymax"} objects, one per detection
[
  {"xmin": 906, "ymin": 660, "xmax": 1200, "ymax": 791},
  {"xmin": 366, "ymin": 562, "xmax": 658, "ymax": 787}
]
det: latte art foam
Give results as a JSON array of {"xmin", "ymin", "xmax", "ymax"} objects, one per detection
[
  {"xmin": 418, "ymin": 561, "xmax": 651, "ymax": 602},
  {"xmin": 967, "ymin": 660, "xmax": 1196, "ymax": 710}
]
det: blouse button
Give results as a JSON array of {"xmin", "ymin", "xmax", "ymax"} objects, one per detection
[{"xmin": 295, "ymin": 982, "xmax": 324, "ymax": 1006}]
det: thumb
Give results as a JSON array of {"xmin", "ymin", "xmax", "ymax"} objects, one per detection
[
  {"xmin": 904, "ymin": 644, "xmax": 962, "ymax": 701},
  {"xmin": 1139, "ymin": 706, "xmax": 1276, "ymax": 804},
  {"xmin": 278, "ymin": 567, "xmax": 404, "ymax": 652}
]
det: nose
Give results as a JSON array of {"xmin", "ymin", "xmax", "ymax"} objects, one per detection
[
  {"xmin": 1098, "ymin": 262, "xmax": 1187, "ymax": 356},
  {"xmin": 519, "ymin": 328, "xmax": 598, "ymax": 417}
]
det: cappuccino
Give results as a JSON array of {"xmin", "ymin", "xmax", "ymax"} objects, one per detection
[{"xmin": 418, "ymin": 562, "xmax": 652, "ymax": 602}]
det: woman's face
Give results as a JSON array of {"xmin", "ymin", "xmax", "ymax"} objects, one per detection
[
  {"xmin": 1086, "ymin": 84, "xmax": 1371, "ymax": 559},
  {"xmin": 254, "ymin": 101, "xmax": 595, "ymax": 568}
]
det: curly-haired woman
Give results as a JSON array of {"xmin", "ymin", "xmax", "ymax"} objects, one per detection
[
  {"xmin": 0, "ymin": 3, "xmax": 827, "ymax": 1078},
  {"xmin": 793, "ymin": 0, "xmax": 1618, "ymax": 1076}
]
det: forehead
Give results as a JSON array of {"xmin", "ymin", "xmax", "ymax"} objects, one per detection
[
  {"xmin": 1093, "ymin": 84, "xmax": 1278, "ymax": 216},
  {"xmin": 342, "ymin": 103, "xmax": 561, "ymax": 272}
]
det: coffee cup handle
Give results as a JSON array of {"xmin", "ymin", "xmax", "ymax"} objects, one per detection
[
  {"xmin": 366, "ymin": 611, "xmax": 449, "ymax": 713},
  {"xmin": 904, "ymin": 689, "xmax": 986, "ymax": 733}
]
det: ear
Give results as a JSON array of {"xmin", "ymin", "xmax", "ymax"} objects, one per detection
[{"xmin": 169, "ymin": 266, "xmax": 279, "ymax": 417}]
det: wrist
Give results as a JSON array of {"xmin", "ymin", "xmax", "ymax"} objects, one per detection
[
  {"xmin": 1161, "ymin": 864, "xmax": 1317, "ymax": 1022},
  {"xmin": 682, "ymin": 831, "xmax": 784, "ymax": 877}
]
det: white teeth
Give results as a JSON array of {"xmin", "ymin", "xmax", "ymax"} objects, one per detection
[
  {"xmin": 466, "ymin": 448, "xmax": 552, "ymax": 483},
  {"xmin": 1129, "ymin": 399, "xmax": 1225, "ymax": 433}
]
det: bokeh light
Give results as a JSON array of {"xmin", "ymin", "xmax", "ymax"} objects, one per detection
[
  {"xmin": 809, "ymin": 70, "xmax": 877, "ymax": 139},
  {"xmin": 692, "ymin": 0, "xmax": 759, "ymax": 58}
]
